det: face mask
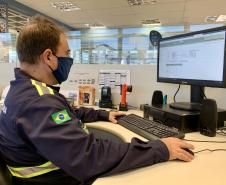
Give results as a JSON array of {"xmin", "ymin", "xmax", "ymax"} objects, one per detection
[{"xmin": 52, "ymin": 56, "xmax": 73, "ymax": 84}]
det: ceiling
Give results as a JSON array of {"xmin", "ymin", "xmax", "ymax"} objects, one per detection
[
  {"xmin": 14, "ymin": 0, "xmax": 226, "ymax": 29},
  {"xmin": 8, "ymin": 9, "xmax": 29, "ymax": 32}
]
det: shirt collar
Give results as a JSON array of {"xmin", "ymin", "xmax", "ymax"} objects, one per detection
[
  {"xmin": 14, "ymin": 68, "xmax": 31, "ymax": 80},
  {"xmin": 14, "ymin": 68, "xmax": 60, "ymax": 92}
]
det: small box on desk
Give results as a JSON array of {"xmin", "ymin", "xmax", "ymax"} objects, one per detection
[
  {"xmin": 79, "ymin": 86, "xmax": 95, "ymax": 106},
  {"xmin": 143, "ymin": 104, "xmax": 226, "ymax": 133}
]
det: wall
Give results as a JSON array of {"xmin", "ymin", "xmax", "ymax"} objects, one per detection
[
  {"xmin": 62, "ymin": 64, "xmax": 190, "ymax": 107},
  {"xmin": 0, "ymin": 63, "xmax": 226, "ymax": 109},
  {"xmin": 0, "ymin": 63, "xmax": 15, "ymax": 96},
  {"xmin": 63, "ymin": 64, "xmax": 226, "ymax": 109}
]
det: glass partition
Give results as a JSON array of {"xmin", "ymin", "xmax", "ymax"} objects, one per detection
[
  {"xmin": 0, "ymin": 24, "xmax": 224, "ymax": 64},
  {"xmin": 67, "ymin": 25, "xmax": 187, "ymax": 64},
  {"xmin": 0, "ymin": 33, "xmax": 18, "ymax": 63}
]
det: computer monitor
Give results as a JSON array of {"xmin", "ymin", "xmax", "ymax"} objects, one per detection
[{"xmin": 157, "ymin": 26, "xmax": 226, "ymax": 111}]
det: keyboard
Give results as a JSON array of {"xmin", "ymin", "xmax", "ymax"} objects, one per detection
[{"xmin": 117, "ymin": 114, "xmax": 185, "ymax": 140}]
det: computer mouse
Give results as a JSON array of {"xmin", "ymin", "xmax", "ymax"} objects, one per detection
[{"xmin": 182, "ymin": 148, "xmax": 194, "ymax": 156}]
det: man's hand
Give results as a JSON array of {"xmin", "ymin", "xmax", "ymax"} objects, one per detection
[
  {"xmin": 109, "ymin": 111, "xmax": 126, "ymax": 124},
  {"xmin": 161, "ymin": 137, "xmax": 195, "ymax": 162}
]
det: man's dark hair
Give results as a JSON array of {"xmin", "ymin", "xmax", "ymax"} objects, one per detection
[{"xmin": 16, "ymin": 16, "xmax": 64, "ymax": 64}]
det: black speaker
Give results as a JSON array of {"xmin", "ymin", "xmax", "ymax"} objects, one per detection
[
  {"xmin": 151, "ymin": 90, "xmax": 163, "ymax": 105},
  {"xmin": 199, "ymin": 99, "xmax": 218, "ymax": 137}
]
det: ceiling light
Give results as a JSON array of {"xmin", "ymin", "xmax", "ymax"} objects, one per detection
[
  {"xmin": 141, "ymin": 19, "xmax": 161, "ymax": 26},
  {"xmin": 128, "ymin": 0, "xmax": 157, "ymax": 6},
  {"xmin": 83, "ymin": 24, "xmax": 90, "ymax": 27},
  {"xmin": 216, "ymin": 15, "xmax": 226, "ymax": 22},
  {"xmin": 205, "ymin": 16, "xmax": 218, "ymax": 22},
  {"xmin": 90, "ymin": 23, "xmax": 106, "ymax": 29},
  {"xmin": 51, "ymin": 2, "xmax": 80, "ymax": 12},
  {"xmin": 73, "ymin": 23, "xmax": 90, "ymax": 28}
]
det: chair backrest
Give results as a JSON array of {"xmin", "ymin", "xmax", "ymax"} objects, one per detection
[{"xmin": 0, "ymin": 158, "xmax": 12, "ymax": 185}]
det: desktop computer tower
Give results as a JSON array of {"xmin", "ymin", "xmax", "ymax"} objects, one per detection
[{"xmin": 143, "ymin": 104, "xmax": 226, "ymax": 133}]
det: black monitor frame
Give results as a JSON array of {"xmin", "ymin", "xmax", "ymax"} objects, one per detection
[
  {"xmin": 157, "ymin": 26, "xmax": 226, "ymax": 88},
  {"xmin": 157, "ymin": 26, "xmax": 226, "ymax": 111}
]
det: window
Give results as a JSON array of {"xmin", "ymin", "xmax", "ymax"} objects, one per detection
[
  {"xmin": 0, "ymin": 33, "xmax": 18, "ymax": 63},
  {"xmin": 3, "ymin": 24, "xmax": 225, "ymax": 64},
  {"xmin": 190, "ymin": 24, "xmax": 224, "ymax": 32},
  {"xmin": 67, "ymin": 26, "xmax": 186, "ymax": 64}
]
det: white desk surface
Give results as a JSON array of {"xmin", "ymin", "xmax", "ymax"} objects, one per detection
[{"xmin": 86, "ymin": 109, "xmax": 226, "ymax": 185}]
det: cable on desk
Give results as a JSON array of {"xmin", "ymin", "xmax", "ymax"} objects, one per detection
[
  {"xmin": 199, "ymin": 86, "xmax": 207, "ymax": 99},
  {"xmin": 183, "ymin": 139, "xmax": 226, "ymax": 143},
  {"xmin": 216, "ymin": 127, "xmax": 226, "ymax": 136},
  {"xmin": 112, "ymin": 104, "xmax": 139, "ymax": 110},
  {"xmin": 194, "ymin": 149, "xmax": 226, "ymax": 153},
  {"xmin": 217, "ymin": 126, "xmax": 226, "ymax": 130},
  {"xmin": 173, "ymin": 84, "xmax": 181, "ymax": 103},
  {"xmin": 110, "ymin": 106, "xmax": 118, "ymax": 111},
  {"xmin": 127, "ymin": 104, "xmax": 139, "ymax": 110},
  {"xmin": 216, "ymin": 132, "xmax": 226, "ymax": 136}
]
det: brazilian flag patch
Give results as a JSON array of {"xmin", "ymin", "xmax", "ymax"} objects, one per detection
[{"xmin": 51, "ymin": 109, "xmax": 71, "ymax": 124}]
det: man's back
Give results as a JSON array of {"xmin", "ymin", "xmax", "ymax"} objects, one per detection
[
  {"xmin": 0, "ymin": 69, "xmax": 83, "ymax": 184},
  {"xmin": 0, "ymin": 69, "xmax": 46, "ymax": 166}
]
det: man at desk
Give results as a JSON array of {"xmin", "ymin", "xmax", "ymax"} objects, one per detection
[{"xmin": 0, "ymin": 16, "xmax": 194, "ymax": 185}]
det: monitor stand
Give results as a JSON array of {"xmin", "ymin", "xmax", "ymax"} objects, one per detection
[
  {"xmin": 169, "ymin": 85, "xmax": 204, "ymax": 111},
  {"xmin": 169, "ymin": 102, "xmax": 201, "ymax": 111}
]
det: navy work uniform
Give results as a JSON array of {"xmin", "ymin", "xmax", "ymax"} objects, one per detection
[{"xmin": 0, "ymin": 68, "xmax": 169, "ymax": 185}]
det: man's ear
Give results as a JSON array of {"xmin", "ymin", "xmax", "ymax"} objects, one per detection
[{"xmin": 42, "ymin": 49, "xmax": 53, "ymax": 63}]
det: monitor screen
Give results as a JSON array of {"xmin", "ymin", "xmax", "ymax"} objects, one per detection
[{"xmin": 157, "ymin": 27, "xmax": 226, "ymax": 87}]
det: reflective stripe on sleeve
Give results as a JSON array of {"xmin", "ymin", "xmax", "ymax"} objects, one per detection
[
  {"xmin": 83, "ymin": 124, "xmax": 89, "ymax": 134},
  {"xmin": 7, "ymin": 161, "xmax": 60, "ymax": 178}
]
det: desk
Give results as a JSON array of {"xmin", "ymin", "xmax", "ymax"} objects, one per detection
[{"xmin": 86, "ymin": 110, "xmax": 226, "ymax": 185}]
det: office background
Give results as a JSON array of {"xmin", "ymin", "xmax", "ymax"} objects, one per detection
[{"xmin": 1, "ymin": 0, "xmax": 226, "ymax": 109}]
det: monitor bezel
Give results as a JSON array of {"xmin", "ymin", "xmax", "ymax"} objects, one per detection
[{"xmin": 157, "ymin": 26, "xmax": 226, "ymax": 88}]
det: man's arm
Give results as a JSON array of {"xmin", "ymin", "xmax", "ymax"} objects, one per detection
[
  {"xmin": 16, "ymin": 95, "xmax": 170, "ymax": 183},
  {"xmin": 73, "ymin": 106, "xmax": 125, "ymax": 124},
  {"xmin": 17, "ymin": 95, "xmax": 194, "ymax": 183},
  {"xmin": 73, "ymin": 106, "xmax": 109, "ymax": 123}
]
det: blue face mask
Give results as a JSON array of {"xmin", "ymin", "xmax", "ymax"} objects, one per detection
[{"xmin": 52, "ymin": 56, "xmax": 73, "ymax": 84}]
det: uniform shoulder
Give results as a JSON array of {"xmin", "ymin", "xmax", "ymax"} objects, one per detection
[{"xmin": 30, "ymin": 79, "xmax": 55, "ymax": 96}]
